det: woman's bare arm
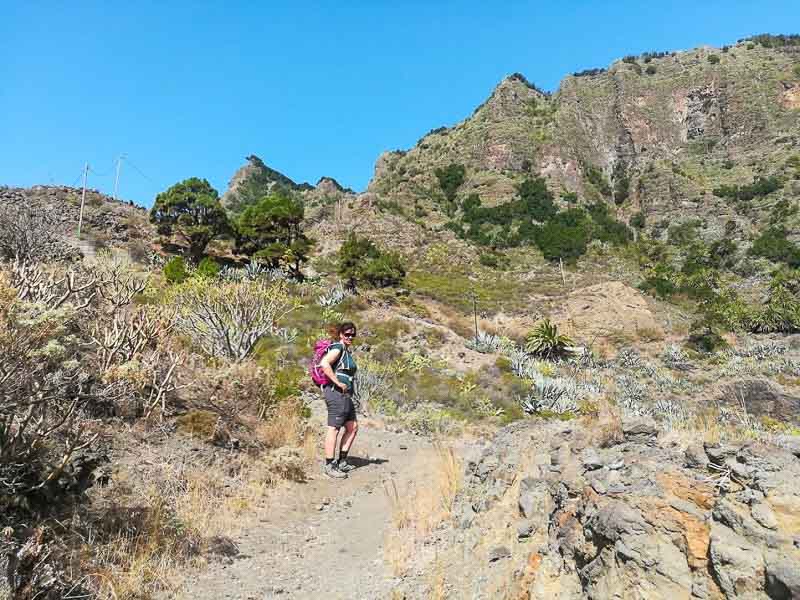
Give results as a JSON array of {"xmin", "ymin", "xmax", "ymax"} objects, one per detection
[{"xmin": 320, "ymin": 348, "xmax": 347, "ymax": 390}]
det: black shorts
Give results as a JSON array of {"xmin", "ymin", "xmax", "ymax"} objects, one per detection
[{"xmin": 323, "ymin": 386, "xmax": 357, "ymax": 428}]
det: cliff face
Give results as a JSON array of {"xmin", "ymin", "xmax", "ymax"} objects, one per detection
[{"xmin": 367, "ymin": 40, "xmax": 800, "ymax": 237}]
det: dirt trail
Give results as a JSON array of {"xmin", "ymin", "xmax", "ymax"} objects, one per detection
[{"xmin": 174, "ymin": 399, "xmax": 436, "ymax": 600}]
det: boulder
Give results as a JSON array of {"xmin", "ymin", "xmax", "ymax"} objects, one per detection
[
  {"xmin": 709, "ymin": 523, "xmax": 765, "ymax": 598},
  {"xmin": 518, "ymin": 477, "xmax": 554, "ymax": 520}
]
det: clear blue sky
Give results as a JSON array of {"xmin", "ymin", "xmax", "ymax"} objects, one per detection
[{"xmin": 2, "ymin": 1, "xmax": 797, "ymax": 206}]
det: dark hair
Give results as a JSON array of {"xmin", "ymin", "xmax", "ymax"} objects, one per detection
[{"xmin": 328, "ymin": 321, "xmax": 357, "ymax": 339}]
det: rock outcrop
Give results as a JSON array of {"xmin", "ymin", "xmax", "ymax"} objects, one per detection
[{"xmin": 395, "ymin": 419, "xmax": 800, "ymax": 599}]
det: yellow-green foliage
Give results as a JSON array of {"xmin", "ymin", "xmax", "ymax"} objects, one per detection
[{"xmin": 406, "ymin": 270, "xmax": 529, "ymax": 314}]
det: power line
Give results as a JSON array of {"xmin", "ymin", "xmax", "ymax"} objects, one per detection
[{"xmin": 124, "ymin": 156, "xmax": 155, "ymax": 183}]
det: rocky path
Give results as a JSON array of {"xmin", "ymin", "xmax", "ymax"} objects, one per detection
[{"xmin": 174, "ymin": 406, "xmax": 434, "ymax": 600}]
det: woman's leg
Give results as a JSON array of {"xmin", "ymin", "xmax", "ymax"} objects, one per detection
[
  {"xmin": 324, "ymin": 425, "xmax": 340, "ymax": 460},
  {"xmin": 339, "ymin": 420, "xmax": 358, "ymax": 453}
]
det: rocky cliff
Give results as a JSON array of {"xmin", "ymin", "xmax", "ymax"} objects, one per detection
[
  {"xmin": 368, "ymin": 38, "xmax": 800, "ymax": 239},
  {"xmin": 394, "ymin": 418, "xmax": 800, "ymax": 599}
]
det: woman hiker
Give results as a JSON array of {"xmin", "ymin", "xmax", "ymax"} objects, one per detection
[{"xmin": 318, "ymin": 322, "xmax": 359, "ymax": 479}]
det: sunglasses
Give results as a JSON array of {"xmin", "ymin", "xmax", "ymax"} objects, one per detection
[{"xmin": 342, "ymin": 332, "xmax": 356, "ymax": 338}]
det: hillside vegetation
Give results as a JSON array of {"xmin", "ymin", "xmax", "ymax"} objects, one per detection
[{"xmin": 1, "ymin": 32, "xmax": 800, "ymax": 599}]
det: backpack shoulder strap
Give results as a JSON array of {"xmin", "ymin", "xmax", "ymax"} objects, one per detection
[{"xmin": 326, "ymin": 342, "xmax": 345, "ymax": 369}]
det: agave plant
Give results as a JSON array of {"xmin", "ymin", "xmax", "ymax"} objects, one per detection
[
  {"xmin": 525, "ymin": 319, "xmax": 573, "ymax": 360},
  {"xmin": 316, "ymin": 283, "xmax": 350, "ymax": 308}
]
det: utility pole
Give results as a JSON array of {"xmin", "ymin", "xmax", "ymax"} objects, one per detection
[
  {"xmin": 471, "ymin": 289, "xmax": 479, "ymax": 343},
  {"xmin": 112, "ymin": 154, "xmax": 126, "ymax": 201},
  {"xmin": 77, "ymin": 162, "xmax": 89, "ymax": 239}
]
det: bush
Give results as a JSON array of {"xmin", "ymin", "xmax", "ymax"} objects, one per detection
[
  {"xmin": 584, "ymin": 166, "xmax": 612, "ymax": 197},
  {"xmin": 630, "ymin": 212, "xmax": 646, "ymax": 229},
  {"xmin": 707, "ymin": 54, "xmax": 720, "ymax": 64},
  {"xmin": 712, "ymin": 176, "xmax": 781, "ymax": 202},
  {"xmin": 434, "ymin": 163, "xmax": 466, "ymax": 214},
  {"xmin": 748, "ymin": 34, "xmax": 800, "ymax": 48},
  {"xmin": 749, "ymin": 269, "xmax": 800, "ymax": 333},
  {"xmin": 687, "ymin": 328, "xmax": 727, "ymax": 353},
  {"xmin": 525, "ymin": 319, "xmax": 573, "ymax": 359},
  {"xmin": 479, "ymin": 252, "xmax": 500, "ymax": 268},
  {"xmin": 171, "ymin": 278, "xmax": 300, "ymax": 360},
  {"xmin": 360, "ymin": 251, "xmax": 406, "ymax": 287},
  {"xmin": 337, "ymin": 233, "xmax": 406, "ymax": 289},
  {"xmin": 749, "ymin": 227, "xmax": 800, "ymax": 267},
  {"xmin": 163, "ymin": 256, "xmax": 189, "ymax": 283},
  {"xmin": 0, "ymin": 275, "xmax": 103, "ymax": 515},
  {"xmin": 196, "ymin": 257, "xmax": 221, "ymax": 279},
  {"xmin": 534, "ymin": 221, "xmax": 590, "ymax": 262},
  {"xmin": 0, "ymin": 202, "xmax": 64, "ymax": 261},
  {"xmin": 612, "ymin": 162, "xmax": 630, "ymax": 205},
  {"xmin": 573, "ymin": 67, "xmax": 606, "ymax": 77},
  {"xmin": 561, "ymin": 191, "xmax": 578, "ymax": 203},
  {"xmin": 668, "ymin": 219, "xmax": 702, "ymax": 246},
  {"xmin": 645, "ymin": 65, "xmax": 657, "ymax": 75},
  {"xmin": 516, "ymin": 177, "xmax": 557, "ymax": 222},
  {"xmin": 640, "ymin": 262, "xmax": 678, "ymax": 299}
]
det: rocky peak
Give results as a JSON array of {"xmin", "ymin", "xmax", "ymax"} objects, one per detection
[
  {"xmin": 478, "ymin": 72, "xmax": 549, "ymax": 122},
  {"xmin": 315, "ymin": 176, "xmax": 348, "ymax": 195},
  {"xmin": 221, "ymin": 154, "xmax": 307, "ymax": 213}
]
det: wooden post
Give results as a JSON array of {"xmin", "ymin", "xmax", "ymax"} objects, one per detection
[
  {"xmin": 471, "ymin": 289, "xmax": 479, "ymax": 343},
  {"xmin": 77, "ymin": 162, "xmax": 89, "ymax": 239}
]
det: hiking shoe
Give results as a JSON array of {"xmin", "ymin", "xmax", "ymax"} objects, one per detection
[
  {"xmin": 323, "ymin": 462, "xmax": 347, "ymax": 479},
  {"xmin": 337, "ymin": 458, "xmax": 355, "ymax": 473}
]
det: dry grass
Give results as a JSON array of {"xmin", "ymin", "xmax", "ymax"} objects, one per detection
[
  {"xmin": 256, "ymin": 397, "xmax": 310, "ymax": 449},
  {"xmin": 383, "ymin": 443, "xmax": 462, "ymax": 576},
  {"xmin": 86, "ymin": 441, "xmax": 308, "ymax": 599}
]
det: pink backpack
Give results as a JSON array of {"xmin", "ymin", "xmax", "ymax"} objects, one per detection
[{"xmin": 310, "ymin": 339, "xmax": 334, "ymax": 386}]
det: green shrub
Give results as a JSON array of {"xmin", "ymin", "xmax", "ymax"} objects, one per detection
[
  {"xmin": 516, "ymin": 177, "xmax": 557, "ymax": 222},
  {"xmin": 667, "ymin": 219, "xmax": 702, "ymax": 246},
  {"xmin": 640, "ymin": 262, "xmax": 678, "ymax": 299},
  {"xmin": 196, "ymin": 257, "xmax": 221, "ymax": 279},
  {"xmin": 534, "ymin": 221, "xmax": 590, "ymax": 262},
  {"xmin": 434, "ymin": 163, "xmax": 466, "ymax": 214},
  {"xmin": 709, "ymin": 238, "xmax": 739, "ymax": 269},
  {"xmin": 712, "ymin": 176, "xmax": 781, "ymax": 203},
  {"xmin": 612, "ymin": 162, "xmax": 630, "ymax": 205},
  {"xmin": 479, "ymin": 252, "xmax": 500, "ymax": 268},
  {"xmin": 794, "ymin": 64, "xmax": 800, "ymax": 78},
  {"xmin": 561, "ymin": 191, "xmax": 578, "ymax": 203},
  {"xmin": 707, "ymin": 54, "xmax": 720, "ymax": 64},
  {"xmin": 687, "ymin": 328, "xmax": 727, "ymax": 353},
  {"xmin": 630, "ymin": 212, "xmax": 646, "ymax": 229},
  {"xmin": 587, "ymin": 202, "xmax": 632, "ymax": 245},
  {"xmin": 361, "ymin": 251, "xmax": 406, "ymax": 287},
  {"xmin": 749, "ymin": 227, "xmax": 800, "ymax": 267},
  {"xmin": 163, "ymin": 256, "xmax": 189, "ymax": 283},
  {"xmin": 337, "ymin": 233, "xmax": 406, "ymax": 288},
  {"xmin": 525, "ymin": 319, "xmax": 573, "ymax": 359},
  {"xmin": 748, "ymin": 34, "xmax": 800, "ymax": 48},
  {"xmin": 494, "ymin": 356, "xmax": 512, "ymax": 373},
  {"xmin": 749, "ymin": 269, "xmax": 800, "ymax": 333},
  {"xmin": 585, "ymin": 166, "xmax": 612, "ymax": 197},
  {"xmin": 645, "ymin": 65, "xmax": 657, "ymax": 75}
]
